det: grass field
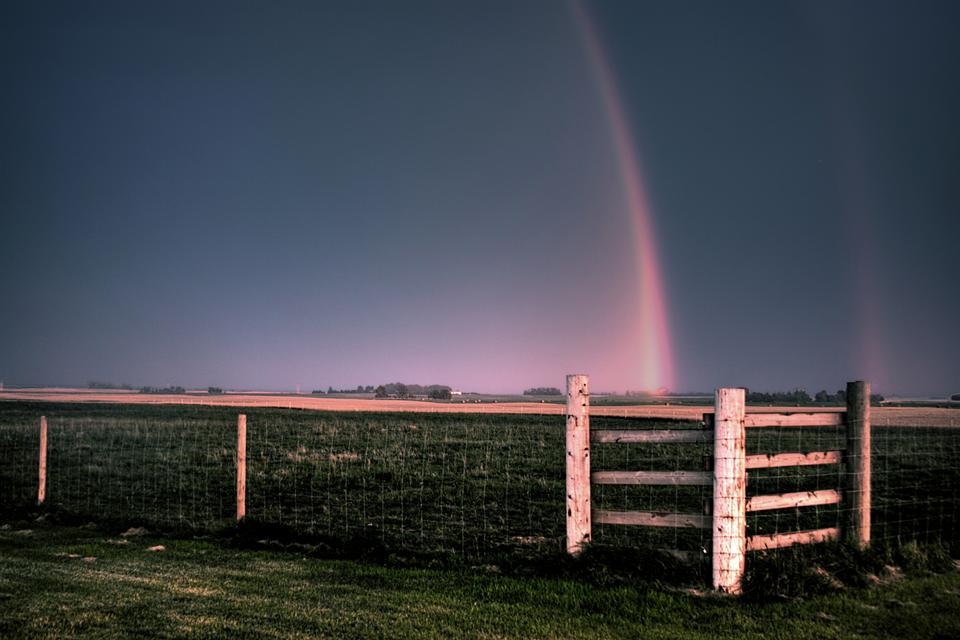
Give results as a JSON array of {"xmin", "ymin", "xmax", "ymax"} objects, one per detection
[
  {"xmin": 2, "ymin": 521, "xmax": 960, "ymax": 639},
  {"xmin": 3, "ymin": 389, "xmax": 959, "ymax": 426},
  {"xmin": 2, "ymin": 401, "xmax": 960, "ymax": 573}
]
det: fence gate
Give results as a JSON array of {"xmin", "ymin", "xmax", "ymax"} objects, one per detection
[{"xmin": 565, "ymin": 375, "xmax": 871, "ymax": 594}]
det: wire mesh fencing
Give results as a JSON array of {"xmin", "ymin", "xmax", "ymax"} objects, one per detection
[
  {"xmin": 872, "ymin": 424, "xmax": 960, "ymax": 550},
  {"xmin": 243, "ymin": 411, "xmax": 565, "ymax": 557},
  {"xmin": 590, "ymin": 419, "xmax": 712, "ymax": 558},
  {"xmin": 1, "ymin": 401, "xmax": 959, "ymax": 569},
  {"xmin": 0, "ymin": 418, "xmax": 37, "ymax": 507},
  {"xmin": 744, "ymin": 419, "xmax": 960, "ymax": 554},
  {"xmin": 0, "ymin": 406, "xmax": 235, "ymax": 532},
  {"xmin": 0, "ymin": 405, "xmax": 567, "ymax": 561},
  {"xmin": 746, "ymin": 422, "xmax": 846, "ymax": 543}
]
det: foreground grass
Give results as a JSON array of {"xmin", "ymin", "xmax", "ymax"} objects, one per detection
[{"xmin": 2, "ymin": 522, "xmax": 960, "ymax": 639}]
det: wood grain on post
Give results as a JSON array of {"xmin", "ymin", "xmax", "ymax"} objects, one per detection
[
  {"xmin": 844, "ymin": 381, "xmax": 871, "ymax": 547},
  {"xmin": 712, "ymin": 388, "xmax": 746, "ymax": 594},
  {"xmin": 237, "ymin": 414, "xmax": 247, "ymax": 522},
  {"xmin": 565, "ymin": 374, "xmax": 591, "ymax": 555},
  {"xmin": 38, "ymin": 415, "xmax": 47, "ymax": 505}
]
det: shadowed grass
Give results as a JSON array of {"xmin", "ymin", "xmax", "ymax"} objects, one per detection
[{"xmin": 2, "ymin": 521, "xmax": 960, "ymax": 639}]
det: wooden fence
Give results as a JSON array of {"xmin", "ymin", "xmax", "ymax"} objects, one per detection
[
  {"xmin": 24, "ymin": 380, "xmax": 869, "ymax": 595},
  {"xmin": 566, "ymin": 376, "xmax": 871, "ymax": 594}
]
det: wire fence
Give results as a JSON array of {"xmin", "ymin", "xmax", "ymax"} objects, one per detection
[
  {"xmin": 1, "ymin": 402, "xmax": 959, "ymax": 567},
  {"xmin": 591, "ymin": 420, "xmax": 711, "ymax": 557}
]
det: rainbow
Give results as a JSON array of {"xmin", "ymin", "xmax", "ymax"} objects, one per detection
[{"xmin": 572, "ymin": 2, "xmax": 675, "ymax": 392}]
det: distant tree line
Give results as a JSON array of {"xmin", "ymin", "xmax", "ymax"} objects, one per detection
[
  {"xmin": 523, "ymin": 387, "xmax": 562, "ymax": 396},
  {"xmin": 312, "ymin": 385, "xmax": 376, "ymax": 394},
  {"xmin": 207, "ymin": 387, "xmax": 224, "ymax": 395},
  {"xmin": 374, "ymin": 383, "xmax": 451, "ymax": 399},
  {"xmin": 746, "ymin": 388, "xmax": 884, "ymax": 406},
  {"xmin": 952, "ymin": 394, "xmax": 960, "ymax": 401},
  {"xmin": 139, "ymin": 386, "xmax": 185, "ymax": 394},
  {"xmin": 88, "ymin": 382, "xmax": 134, "ymax": 390}
]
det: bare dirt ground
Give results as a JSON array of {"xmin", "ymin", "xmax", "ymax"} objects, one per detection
[{"xmin": 2, "ymin": 388, "xmax": 958, "ymax": 426}]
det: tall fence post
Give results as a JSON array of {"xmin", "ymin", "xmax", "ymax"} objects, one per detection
[
  {"xmin": 237, "ymin": 414, "xmax": 247, "ymax": 522},
  {"xmin": 38, "ymin": 415, "xmax": 47, "ymax": 505},
  {"xmin": 566, "ymin": 374, "xmax": 591, "ymax": 555},
  {"xmin": 712, "ymin": 388, "xmax": 746, "ymax": 594},
  {"xmin": 844, "ymin": 380, "xmax": 871, "ymax": 547}
]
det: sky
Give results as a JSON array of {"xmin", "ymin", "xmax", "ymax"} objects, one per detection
[{"xmin": 1, "ymin": 1, "xmax": 958, "ymax": 396}]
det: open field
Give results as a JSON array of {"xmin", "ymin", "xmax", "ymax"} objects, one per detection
[
  {"xmin": 2, "ymin": 521, "xmax": 960, "ymax": 639},
  {"xmin": 2, "ymin": 389, "xmax": 958, "ymax": 426},
  {"xmin": 3, "ymin": 401, "xmax": 960, "ymax": 568}
]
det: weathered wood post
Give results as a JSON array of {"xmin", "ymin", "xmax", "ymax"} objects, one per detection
[
  {"xmin": 38, "ymin": 415, "xmax": 47, "ymax": 505},
  {"xmin": 237, "ymin": 414, "xmax": 247, "ymax": 522},
  {"xmin": 566, "ymin": 374, "xmax": 591, "ymax": 555},
  {"xmin": 712, "ymin": 388, "xmax": 746, "ymax": 593},
  {"xmin": 844, "ymin": 380, "xmax": 871, "ymax": 547}
]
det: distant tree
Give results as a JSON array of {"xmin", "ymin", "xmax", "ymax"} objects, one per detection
[
  {"xmin": 523, "ymin": 387, "xmax": 563, "ymax": 396},
  {"xmin": 815, "ymin": 390, "xmax": 830, "ymax": 403},
  {"xmin": 88, "ymin": 381, "xmax": 134, "ymax": 390},
  {"xmin": 140, "ymin": 386, "xmax": 185, "ymax": 394},
  {"xmin": 328, "ymin": 386, "xmax": 335, "ymax": 394},
  {"xmin": 374, "ymin": 385, "xmax": 387, "ymax": 398},
  {"xmin": 207, "ymin": 387, "xmax": 224, "ymax": 395},
  {"xmin": 746, "ymin": 389, "xmax": 812, "ymax": 405},
  {"xmin": 396, "ymin": 383, "xmax": 409, "ymax": 398},
  {"xmin": 428, "ymin": 388, "xmax": 452, "ymax": 400},
  {"xmin": 364, "ymin": 385, "xmax": 374, "ymax": 393}
]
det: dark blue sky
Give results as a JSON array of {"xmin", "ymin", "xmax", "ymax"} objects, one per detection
[{"xmin": 1, "ymin": 1, "xmax": 957, "ymax": 395}]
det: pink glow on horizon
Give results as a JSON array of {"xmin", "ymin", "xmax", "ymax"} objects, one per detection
[{"xmin": 573, "ymin": 2, "xmax": 675, "ymax": 391}]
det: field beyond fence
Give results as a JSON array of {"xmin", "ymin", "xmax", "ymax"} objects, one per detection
[{"xmin": 2, "ymin": 401, "xmax": 960, "ymax": 582}]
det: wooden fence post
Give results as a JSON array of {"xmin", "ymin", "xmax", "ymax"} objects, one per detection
[
  {"xmin": 566, "ymin": 374, "xmax": 591, "ymax": 555},
  {"xmin": 844, "ymin": 380, "xmax": 871, "ymax": 547},
  {"xmin": 712, "ymin": 388, "xmax": 746, "ymax": 594},
  {"xmin": 237, "ymin": 414, "xmax": 247, "ymax": 522},
  {"xmin": 38, "ymin": 416, "xmax": 47, "ymax": 505}
]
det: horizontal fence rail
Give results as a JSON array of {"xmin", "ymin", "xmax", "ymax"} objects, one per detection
[
  {"xmin": 593, "ymin": 509, "xmax": 710, "ymax": 529},
  {"xmin": 746, "ymin": 489, "xmax": 842, "ymax": 513},
  {"xmin": 744, "ymin": 450, "xmax": 842, "ymax": 469},
  {"xmin": 591, "ymin": 429, "xmax": 712, "ymax": 444},
  {"xmin": 591, "ymin": 470, "xmax": 713, "ymax": 486},
  {"xmin": 747, "ymin": 527, "xmax": 840, "ymax": 552},
  {"xmin": 743, "ymin": 412, "xmax": 845, "ymax": 428}
]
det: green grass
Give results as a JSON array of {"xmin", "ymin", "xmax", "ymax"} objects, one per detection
[{"xmin": 2, "ymin": 521, "xmax": 960, "ymax": 639}]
